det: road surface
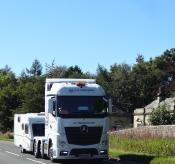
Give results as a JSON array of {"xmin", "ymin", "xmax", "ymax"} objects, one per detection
[{"xmin": 0, "ymin": 140, "xmax": 121, "ymax": 164}]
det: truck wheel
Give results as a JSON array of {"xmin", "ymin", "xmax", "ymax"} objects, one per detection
[
  {"xmin": 49, "ymin": 142, "xmax": 56, "ymax": 162},
  {"xmin": 34, "ymin": 141, "xmax": 39, "ymax": 158},
  {"xmin": 40, "ymin": 142, "xmax": 45, "ymax": 159},
  {"xmin": 20, "ymin": 146, "xmax": 26, "ymax": 153}
]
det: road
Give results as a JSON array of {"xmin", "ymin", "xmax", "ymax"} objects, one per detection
[{"xmin": 0, "ymin": 141, "xmax": 122, "ymax": 164}]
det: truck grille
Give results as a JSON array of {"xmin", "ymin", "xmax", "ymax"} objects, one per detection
[{"xmin": 65, "ymin": 127, "xmax": 103, "ymax": 145}]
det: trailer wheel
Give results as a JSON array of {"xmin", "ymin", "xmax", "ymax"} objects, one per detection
[{"xmin": 20, "ymin": 145, "xmax": 26, "ymax": 153}]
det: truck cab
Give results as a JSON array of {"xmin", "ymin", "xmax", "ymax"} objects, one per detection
[{"xmin": 43, "ymin": 79, "xmax": 109, "ymax": 161}]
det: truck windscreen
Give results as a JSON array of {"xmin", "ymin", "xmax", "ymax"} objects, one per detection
[
  {"xmin": 57, "ymin": 96, "xmax": 107, "ymax": 117},
  {"xmin": 32, "ymin": 124, "xmax": 45, "ymax": 136}
]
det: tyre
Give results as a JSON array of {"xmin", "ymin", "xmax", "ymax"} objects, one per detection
[
  {"xmin": 34, "ymin": 141, "xmax": 40, "ymax": 158},
  {"xmin": 40, "ymin": 142, "xmax": 45, "ymax": 159},
  {"xmin": 49, "ymin": 142, "xmax": 56, "ymax": 162},
  {"xmin": 20, "ymin": 145, "xmax": 26, "ymax": 153}
]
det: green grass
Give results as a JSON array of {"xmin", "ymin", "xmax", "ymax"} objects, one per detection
[
  {"xmin": 109, "ymin": 149, "xmax": 175, "ymax": 164},
  {"xmin": 0, "ymin": 136, "xmax": 13, "ymax": 141},
  {"xmin": 150, "ymin": 157, "xmax": 175, "ymax": 164},
  {"xmin": 0, "ymin": 133, "xmax": 13, "ymax": 142},
  {"xmin": 109, "ymin": 133, "xmax": 175, "ymax": 164},
  {"xmin": 110, "ymin": 134, "xmax": 175, "ymax": 156}
]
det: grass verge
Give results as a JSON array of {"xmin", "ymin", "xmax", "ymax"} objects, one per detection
[
  {"xmin": 110, "ymin": 133, "xmax": 175, "ymax": 156},
  {"xmin": 109, "ymin": 149, "xmax": 175, "ymax": 164},
  {"xmin": 0, "ymin": 132, "xmax": 13, "ymax": 142},
  {"xmin": 109, "ymin": 133, "xmax": 175, "ymax": 164}
]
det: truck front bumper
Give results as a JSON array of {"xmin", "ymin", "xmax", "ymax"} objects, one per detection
[{"xmin": 52, "ymin": 148, "xmax": 108, "ymax": 160}]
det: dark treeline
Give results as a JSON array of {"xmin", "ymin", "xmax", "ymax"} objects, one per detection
[{"xmin": 1, "ymin": 48, "xmax": 175, "ymax": 132}]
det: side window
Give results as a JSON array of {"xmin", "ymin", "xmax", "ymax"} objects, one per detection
[
  {"xmin": 52, "ymin": 97, "xmax": 56, "ymax": 116},
  {"xmin": 52, "ymin": 97, "xmax": 56, "ymax": 111},
  {"xmin": 53, "ymin": 100, "xmax": 56, "ymax": 111},
  {"xmin": 22, "ymin": 124, "xmax": 24, "ymax": 130},
  {"xmin": 25, "ymin": 124, "xmax": 29, "ymax": 134},
  {"xmin": 18, "ymin": 117, "xmax": 21, "ymax": 123}
]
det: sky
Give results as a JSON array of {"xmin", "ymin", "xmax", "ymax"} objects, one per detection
[{"xmin": 0, "ymin": 0, "xmax": 175, "ymax": 75}]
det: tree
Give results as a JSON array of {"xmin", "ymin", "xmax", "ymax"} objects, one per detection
[
  {"xmin": 136, "ymin": 54, "xmax": 144, "ymax": 63},
  {"xmin": 132, "ymin": 59, "xmax": 163, "ymax": 108},
  {"xmin": 45, "ymin": 60, "xmax": 67, "ymax": 78},
  {"xmin": 26, "ymin": 59, "xmax": 43, "ymax": 77},
  {"xmin": 109, "ymin": 63, "xmax": 134, "ymax": 112},
  {"xmin": 64, "ymin": 65, "xmax": 83, "ymax": 78},
  {"xmin": 46, "ymin": 61, "xmax": 93, "ymax": 79},
  {"xmin": 149, "ymin": 105, "xmax": 172, "ymax": 125},
  {"xmin": 16, "ymin": 76, "xmax": 45, "ymax": 114},
  {"xmin": 153, "ymin": 48, "xmax": 175, "ymax": 97},
  {"xmin": 0, "ymin": 67, "xmax": 19, "ymax": 132},
  {"xmin": 96, "ymin": 65, "xmax": 111, "ymax": 96}
]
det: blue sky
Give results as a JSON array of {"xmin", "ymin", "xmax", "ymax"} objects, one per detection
[{"xmin": 0, "ymin": 0, "xmax": 175, "ymax": 75}]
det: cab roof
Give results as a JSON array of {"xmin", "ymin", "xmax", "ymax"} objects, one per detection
[{"xmin": 45, "ymin": 78, "xmax": 105, "ymax": 96}]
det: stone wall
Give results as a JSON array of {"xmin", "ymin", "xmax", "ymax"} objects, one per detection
[{"xmin": 112, "ymin": 125, "xmax": 175, "ymax": 139}]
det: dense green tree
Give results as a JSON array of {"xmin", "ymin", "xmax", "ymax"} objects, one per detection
[
  {"xmin": 16, "ymin": 76, "xmax": 45, "ymax": 114},
  {"xmin": 109, "ymin": 63, "xmax": 134, "ymax": 112},
  {"xmin": 96, "ymin": 65, "xmax": 111, "ymax": 96},
  {"xmin": 132, "ymin": 57, "xmax": 164, "ymax": 108},
  {"xmin": 153, "ymin": 48, "xmax": 175, "ymax": 97},
  {"xmin": 64, "ymin": 65, "xmax": 83, "ymax": 78},
  {"xmin": 0, "ymin": 67, "xmax": 19, "ymax": 132}
]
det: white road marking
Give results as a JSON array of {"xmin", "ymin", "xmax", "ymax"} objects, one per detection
[
  {"xmin": 5, "ymin": 151, "xmax": 20, "ymax": 157},
  {"xmin": 26, "ymin": 158, "xmax": 46, "ymax": 164}
]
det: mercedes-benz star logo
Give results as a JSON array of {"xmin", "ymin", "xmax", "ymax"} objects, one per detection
[{"xmin": 80, "ymin": 125, "xmax": 88, "ymax": 134}]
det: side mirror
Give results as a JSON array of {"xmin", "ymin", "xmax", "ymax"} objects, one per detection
[
  {"xmin": 48, "ymin": 97, "xmax": 56, "ymax": 116},
  {"xmin": 48, "ymin": 99, "xmax": 53, "ymax": 114}
]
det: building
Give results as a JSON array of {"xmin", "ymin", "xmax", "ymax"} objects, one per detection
[
  {"xmin": 133, "ymin": 97, "xmax": 175, "ymax": 128},
  {"xmin": 109, "ymin": 106, "xmax": 132, "ymax": 130}
]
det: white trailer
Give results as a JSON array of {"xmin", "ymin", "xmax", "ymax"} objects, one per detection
[{"xmin": 14, "ymin": 113, "xmax": 45, "ymax": 153}]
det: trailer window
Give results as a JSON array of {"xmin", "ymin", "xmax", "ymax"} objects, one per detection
[
  {"xmin": 18, "ymin": 117, "xmax": 20, "ymax": 123},
  {"xmin": 32, "ymin": 124, "xmax": 45, "ymax": 137},
  {"xmin": 25, "ymin": 124, "xmax": 29, "ymax": 134},
  {"xmin": 22, "ymin": 124, "xmax": 24, "ymax": 130}
]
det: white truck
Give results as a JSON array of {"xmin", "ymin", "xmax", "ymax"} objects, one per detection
[
  {"xmin": 14, "ymin": 113, "xmax": 45, "ymax": 153},
  {"xmin": 15, "ymin": 78, "xmax": 109, "ymax": 162}
]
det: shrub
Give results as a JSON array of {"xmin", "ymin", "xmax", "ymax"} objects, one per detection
[{"xmin": 149, "ymin": 104, "xmax": 173, "ymax": 125}]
